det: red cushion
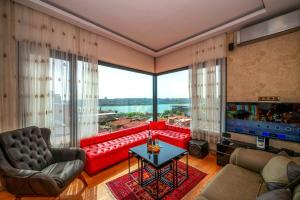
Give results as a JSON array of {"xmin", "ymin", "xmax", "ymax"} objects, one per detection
[
  {"xmin": 166, "ymin": 124, "xmax": 190, "ymax": 134},
  {"xmin": 83, "ymin": 131, "xmax": 149, "ymax": 175},
  {"xmin": 83, "ymin": 131, "xmax": 149, "ymax": 161},
  {"xmin": 80, "ymin": 125, "xmax": 149, "ymax": 147},
  {"xmin": 155, "ymin": 130, "xmax": 191, "ymax": 149},
  {"xmin": 149, "ymin": 121, "xmax": 166, "ymax": 130}
]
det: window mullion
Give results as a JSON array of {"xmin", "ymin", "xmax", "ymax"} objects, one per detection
[{"xmin": 69, "ymin": 54, "xmax": 78, "ymax": 147}]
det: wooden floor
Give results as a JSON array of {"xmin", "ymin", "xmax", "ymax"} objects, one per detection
[{"xmin": 0, "ymin": 153, "xmax": 221, "ymax": 200}]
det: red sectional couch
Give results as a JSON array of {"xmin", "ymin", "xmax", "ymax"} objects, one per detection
[{"xmin": 80, "ymin": 123, "xmax": 191, "ymax": 175}]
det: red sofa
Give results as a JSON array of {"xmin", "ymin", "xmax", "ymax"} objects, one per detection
[{"xmin": 80, "ymin": 122, "xmax": 191, "ymax": 175}]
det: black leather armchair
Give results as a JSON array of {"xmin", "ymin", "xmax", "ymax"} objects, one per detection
[{"xmin": 0, "ymin": 126, "xmax": 87, "ymax": 199}]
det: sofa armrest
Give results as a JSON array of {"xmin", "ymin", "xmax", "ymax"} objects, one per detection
[
  {"xmin": 230, "ymin": 148, "xmax": 274, "ymax": 173},
  {"xmin": 50, "ymin": 148, "xmax": 86, "ymax": 163},
  {"xmin": 166, "ymin": 124, "xmax": 190, "ymax": 135},
  {"xmin": 195, "ymin": 195, "xmax": 209, "ymax": 200}
]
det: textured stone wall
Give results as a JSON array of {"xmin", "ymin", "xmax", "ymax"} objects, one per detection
[
  {"xmin": 227, "ymin": 31, "xmax": 300, "ymax": 152},
  {"xmin": 227, "ymin": 30, "xmax": 300, "ymax": 102}
]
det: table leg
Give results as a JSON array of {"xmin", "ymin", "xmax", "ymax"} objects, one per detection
[
  {"xmin": 141, "ymin": 159, "xmax": 144, "ymax": 186},
  {"xmin": 172, "ymin": 161, "xmax": 175, "ymax": 189},
  {"xmin": 186, "ymin": 153, "xmax": 189, "ymax": 178},
  {"xmin": 138, "ymin": 157, "xmax": 141, "ymax": 184},
  {"xmin": 128, "ymin": 152, "xmax": 131, "ymax": 175},
  {"xmin": 156, "ymin": 170, "xmax": 159, "ymax": 200},
  {"xmin": 175, "ymin": 159, "xmax": 178, "ymax": 187}
]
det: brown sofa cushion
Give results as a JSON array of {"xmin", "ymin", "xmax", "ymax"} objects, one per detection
[
  {"xmin": 201, "ymin": 164, "xmax": 263, "ymax": 200},
  {"xmin": 230, "ymin": 148, "xmax": 274, "ymax": 173}
]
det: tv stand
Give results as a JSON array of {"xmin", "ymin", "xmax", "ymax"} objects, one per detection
[{"xmin": 216, "ymin": 138, "xmax": 299, "ymax": 166}]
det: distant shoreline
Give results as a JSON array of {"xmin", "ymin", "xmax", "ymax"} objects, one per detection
[
  {"xmin": 98, "ymin": 98, "xmax": 190, "ymax": 106},
  {"xmin": 99, "ymin": 103, "xmax": 190, "ymax": 114}
]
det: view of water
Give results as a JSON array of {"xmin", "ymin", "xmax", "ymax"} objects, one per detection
[{"xmin": 100, "ymin": 103, "xmax": 190, "ymax": 114}]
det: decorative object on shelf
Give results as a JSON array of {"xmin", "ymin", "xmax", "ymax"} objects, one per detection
[
  {"xmin": 221, "ymin": 132, "xmax": 231, "ymax": 145},
  {"xmin": 258, "ymin": 96, "xmax": 280, "ymax": 101},
  {"xmin": 256, "ymin": 136, "xmax": 269, "ymax": 149},
  {"xmin": 188, "ymin": 139, "xmax": 208, "ymax": 158}
]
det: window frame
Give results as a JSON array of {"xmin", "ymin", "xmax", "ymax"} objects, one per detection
[
  {"xmin": 98, "ymin": 61, "xmax": 155, "ymax": 130},
  {"xmin": 98, "ymin": 62, "xmax": 190, "ymax": 123},
  {"xmin": 156, "ymin": 66, "xmax": 190, "ymax": 126}
]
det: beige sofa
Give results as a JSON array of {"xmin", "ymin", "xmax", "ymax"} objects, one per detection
[{"xmin": 197, "ymin": 148, "xmax": 300, "ymax": 200}]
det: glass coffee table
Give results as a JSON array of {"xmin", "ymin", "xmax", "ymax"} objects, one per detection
[{"xmin": 128, "ymin": 140, "xmax": 188, "ymax": 199}]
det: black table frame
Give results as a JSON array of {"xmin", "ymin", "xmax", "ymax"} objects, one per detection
[{"xmin": 128, "ymin": 150, "xmax": 189, "ymax": 200}]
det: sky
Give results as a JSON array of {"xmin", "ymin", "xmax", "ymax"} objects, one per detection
[
  {"xmin": 157, "ymin": 70, "xmax": 189, "ymax": 98},
  {"xmin": 99, "ymin": 65, "xmax": 189, "ymax": 99}
]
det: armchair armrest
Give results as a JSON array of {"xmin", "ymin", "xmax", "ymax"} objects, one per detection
[
  {"xmin": 1, "ymin": 166, "xmax": 39, "ymax": 179},
  {"xmin": 50, "ymin": 148, "xmax": 86, "ymax": 163},
  {"xmin": 230, "ymin": 148, "xmax": 274, "ymax": 173},
  {"xmin": 1, "ymin": 166, "xmax": 60, "ymax": 196}
]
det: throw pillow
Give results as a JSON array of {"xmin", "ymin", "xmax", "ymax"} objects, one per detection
[
  {"xmin": 262, "ymin": 156, "xmax": 300, "ymax": 191},
  {"xmin": 286, "ymin": 176, "xmax": 300, "ymax": 190},
  {"xmin": 256, "ymin": 189, "xmax": 291, "ymax": 200},
  {"xmin": 293, "ymin": 184, "xmax": 300, "ymax": 200},
  {"xmin": 149, "ymin": 121, "xmax": 166, "ymax": 130},
  {"xmin": 277, "ymin": 151, "xmax": 289, "ymax": 157}
]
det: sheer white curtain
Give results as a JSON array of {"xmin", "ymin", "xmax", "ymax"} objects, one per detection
[
  {"xmin": 19, "ymin": 41, "xmax": 53, "ymax": 129},
  {"xmin": 49, "ymin": 52, "xmax": 72, "ymax": 147},
  {"xmin": 76, "ymin": 30, "xmax": 99, "ymax": 142},
  {"xmin": 189, "ymin": 34, "xmax": 226, "ymax": 150},
  {"xmin": 19, "ymin": 43, "xmax": 72, "ymax": 147},
  {"xmin": 14, "ymin": 3, "xmax": 100, "ymax": 147},
  {"xmin": 77, "ymin": 60, "xmax": 99, "ymax": 140}
]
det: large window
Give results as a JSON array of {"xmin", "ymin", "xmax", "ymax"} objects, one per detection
[
  {"xmin": 50, "ymin": 56, "xmax": 71, "ymax": 146},
  {"xmin": 98, "ymin": 64, "xmax": 153, "ymax": 132},
  {"xmin": 157, "ymin": 69, "xmax": 190, "ymax": 127}
]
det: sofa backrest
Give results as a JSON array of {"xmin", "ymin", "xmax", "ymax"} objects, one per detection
[
  {"xmin": 0, "ymin": 126, "xmax": 53, "ymax": 171},
  {"xmin": 80, "ymin": 124, "xmax": 149, "ymax": 147},
  {"xmin": 166, "ymin": 124, "xmax": 190, "ymax": 135}
]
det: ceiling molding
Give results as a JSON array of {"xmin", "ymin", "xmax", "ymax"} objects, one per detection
[
  {"xmin": 15, "ymin": 0, "xmax": 267, "ymax": 57},
  {"xmin": 40, "ymin": 0, "xmax": 158, "ymax": 52},
  {"xmin": 156, "ymin": 8, "xmax": 266, "ymax": 57}
]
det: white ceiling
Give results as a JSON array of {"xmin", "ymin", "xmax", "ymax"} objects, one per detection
[{"xmin": 16, "ymin": 0, "xmax": 300, "ymax": 57}]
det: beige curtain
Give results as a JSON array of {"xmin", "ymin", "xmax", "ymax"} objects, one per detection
[
  {"xmin": 0, "ymin": 0, "xmax": 18, "ymax": 132},
  {"xmin": 189, "ymin": 34, "xmax": 226, "ymax": 150}
]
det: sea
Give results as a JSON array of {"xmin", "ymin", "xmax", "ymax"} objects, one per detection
[{"xmin": 99, "ymin": 103, "xmax": 190, "ymax": 114}]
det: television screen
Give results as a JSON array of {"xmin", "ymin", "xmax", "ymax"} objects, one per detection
[{"xmin": 226, "ymin": 102, "xmax": 300, "ymax": 142}]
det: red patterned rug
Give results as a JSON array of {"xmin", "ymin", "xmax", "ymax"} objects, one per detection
[{"xmin": 107, "ymin": 161, "xmax": 207, "ymax": 200}]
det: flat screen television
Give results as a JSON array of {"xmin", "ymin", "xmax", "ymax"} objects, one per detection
[{"xmin": 226, "ymin": 102, "xmax": 300, "ymax": 143}]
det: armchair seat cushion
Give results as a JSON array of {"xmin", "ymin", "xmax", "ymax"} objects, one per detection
[{"xmin": 42, "ymin": 159, "xmax": 84, "ymax": 188}]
